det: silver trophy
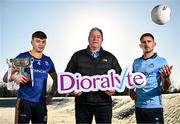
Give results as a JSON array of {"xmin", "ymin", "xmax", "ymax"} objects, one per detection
[{"xmin": 6, "ymin": 57, "xmax": 34, "ymax": 89}]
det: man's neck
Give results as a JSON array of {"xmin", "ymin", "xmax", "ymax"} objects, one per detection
[
  {"xmin": 143, "ymin": 52, "xmax": 154, "ymax": 59},
  {"xmin": 30, "ymin": 50, "xmax": 43, "ymax": 59},
  {"xmin": 89, "ymin": 46, "xmax": 100, "ymax": 53}
]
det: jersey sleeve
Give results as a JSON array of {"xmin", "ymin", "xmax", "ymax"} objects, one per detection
[
  {"xmin": 15, "ymin": 53, "xmax": 25, "ymax": 58},
  {"xmin": 48, "ymin": 58, "xmax": 56, "ymax": 74}
]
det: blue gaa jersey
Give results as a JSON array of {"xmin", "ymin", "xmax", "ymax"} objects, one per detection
[
  {"xmin": 16, "ymin": 51, "xmax": 56, "ymax": 103},
  {"xmin": 133, "ymin": 53, "xmax": 167, "ymax": 108}
]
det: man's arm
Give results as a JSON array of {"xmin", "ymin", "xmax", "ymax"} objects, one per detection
[
  {"xmin": 45, "ymin": 72, "xmax": 58, "ymax": 104},
  {"xmin": 161, "ymin": 77, "xmax": 171, "ymax": 90},
  {"xmin": 129, "ymin": 89, "xmax": 136, "ymax": 100},
  {"xmin": 64, "ymin": 53, "xmax": 82, "ymax": 96},
  {"xmin": 3, "ymin": 68, "xmax": 29, "ymax": 84},
  {"xmin": 65, "ymin": 53, "xmax": 77, "ymax": 73},
  {"xmin": 112, "ymin": 56, "xmax": 122, "ymax": 75},
  {"xmin": 49, "ymin": 72, "xmax": 58, "ymax": 96},
  {"xmin": 3, "ymin": 71, "xmax": 11, "ymax": 83},
  {"xmin": 106, "ymin": 55, "xmax": 122, "ymax": 96},
  {"xmin": 160, "ymin": 65, "xmax": 173, "ymax": 90},
  {"xmin": 129, "ymin": 61, "xmax": 137, "ymax": 100},
  {"xmin": 3, "ymin": 67, "xmax": 17, "ymax": 83}
]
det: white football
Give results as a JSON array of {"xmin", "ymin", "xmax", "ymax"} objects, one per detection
[{"xmin": 151, "ymin": 4, "xmax": 171, "ymax": 25}]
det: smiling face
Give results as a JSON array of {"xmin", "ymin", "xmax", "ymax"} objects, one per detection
[{"xmin": 88, "ymin": 28, "xmax": 103, "ymax": 52}]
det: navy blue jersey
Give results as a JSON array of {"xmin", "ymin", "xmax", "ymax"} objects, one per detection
[
  {"xmin": 133, "ymin": 53, "xmax": 167, "ymax": 108},
  {"xmin": 16, "ymin": 51, "xmax": 56, "ymax": 103}
]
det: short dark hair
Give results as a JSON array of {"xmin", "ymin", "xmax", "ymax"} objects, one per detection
[
  {"xmin": 32, "ymin": 31, "xmax": 47, "ymax": 39},
  {"xmin": 140, "ymin": 33, "xmax": 154, "ymax": 41},
  {"xmin": 88, "ymin": 27, "xmax": 103, "ymax": 40}
]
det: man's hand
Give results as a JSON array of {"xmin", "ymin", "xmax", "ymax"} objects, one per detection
[
  {"xmin": 73, "ymin": 91, "xmax": 82, "ymax": 96},
  {"xmin": 11, "ymin": 73, "xmax": 30, "ymax": 84},
  {"xmin": 130, "ymin": 90, "xmax": 136, "ymax": 100},
  {"xmin": 45, "ymin": 94, "xmax": 53, "ymax": 105},
  {"xmin": 105, "ymin": 90, "xmax": 115, "ymax": 96},
  {"xmin": 159, "ymin": 65, "xmax": 173, "ymax": 90},
  {"xmin": 159, "ymin": 65, "xmax": 173, "ymax": 79}
]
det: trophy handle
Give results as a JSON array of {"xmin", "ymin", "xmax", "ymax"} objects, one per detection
[
  {"xmin": 19, "ymin": 67, "xmax": 23, "ymax": 75},
  {"xmin": 30, "ymin": 58, "xmax": 34, "ymax": 86},
  {"xmin": 6, "ymin": 59, "xmax": 20, "ymax": 90},
  {"xmin": 6, "ymin": 59, "xmax": 12, "ymax": 83}
]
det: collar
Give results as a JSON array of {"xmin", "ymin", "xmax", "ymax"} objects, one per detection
[
  {"xmin": 142, "ymin": 53, "xmax": 157, "ymax": 60},
  {"xmin": 86, "ymin": 46, "xmax": 103, "ymax": 57},
  {"xmin": 29, "ymin": 50, "xmax": 43, "ymax": 59}
]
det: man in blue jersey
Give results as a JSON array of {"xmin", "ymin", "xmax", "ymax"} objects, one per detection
[
  {"xmin": 130, "ymin": 33, "xmax": 173, "ymax": 123},
  {"xmin": 3, "ymin": 31, "xmax": 57, "ymax": 124}
]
